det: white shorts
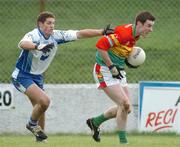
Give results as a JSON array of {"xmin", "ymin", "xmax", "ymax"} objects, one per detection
[{"xmin": 93, "ymin": 63, "xmax": 127, "ymax": 88}]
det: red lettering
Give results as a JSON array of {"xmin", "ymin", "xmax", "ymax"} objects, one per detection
[
  {"xmin": 146, "ymin": 112, "xmax": 156, "ymax": 127},
  {"xmin": 164, "ymin": 109, "xmax": 173, "ymax": 124},
  {"xmin": 155, "ymin": 110, "xmax": 165, "ymax": 126},
  {"xmin": 145, "ymin": 108, "xmax": 178, "ymax": 131},
  {"xmin": 172, "ymin": 108, "xmax": 178, "ymax": 123}
]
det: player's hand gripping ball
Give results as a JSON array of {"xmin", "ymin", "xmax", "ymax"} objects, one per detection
[{"xmin": 126, "ymin": 47, "xmax": 146, "ymax": 68}]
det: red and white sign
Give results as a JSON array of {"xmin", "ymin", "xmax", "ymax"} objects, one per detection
[{"xmin": 138, "ymin": 81, "xmax": 180, "ymax": 132}]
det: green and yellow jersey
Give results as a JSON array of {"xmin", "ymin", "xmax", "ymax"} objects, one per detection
[{"xmin": 96, "ymin": 24, "xmax": 140, "ymax": 68}]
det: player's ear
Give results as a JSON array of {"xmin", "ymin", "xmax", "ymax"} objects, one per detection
[
  {"xmin": 38, "ymin": 21, "xmax": 43, "ymax": 28},
  {"xmin": 136, "ymin": 21, "xmax": 143, "ymax": 26}
]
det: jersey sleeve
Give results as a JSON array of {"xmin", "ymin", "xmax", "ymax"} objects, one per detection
[
  {"xmin": 54, "ymin": 30, "xmax": 78, "ymax": 44},
  {"xmin": 18, "ymin": 33, "xmax": 34, "ymax": 48},
  {"xmin": 96, "ymin": 36, "xmax": 114, "ymax": 51}
]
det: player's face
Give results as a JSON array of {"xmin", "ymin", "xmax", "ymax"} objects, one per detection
[
  {"xmin": 39, "ymin": 17, "xmax": 55, "ymax": 37},
  {"xmin": 139, "ymin": 20, "xmax": 154, "ymax": 38}
]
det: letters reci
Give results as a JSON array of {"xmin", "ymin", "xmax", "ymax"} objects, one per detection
[
  {"xmin": 138, "ymin": 81, "xmax": 180, "ymax": 133},
  {"xmin": 0, "ymin": 84, "xmax": 14, "ymax": 109}
]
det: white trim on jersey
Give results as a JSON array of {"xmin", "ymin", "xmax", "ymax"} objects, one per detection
[{"xmin": 106, "ymin": 36, "xmax": 114, "ymax": 47}]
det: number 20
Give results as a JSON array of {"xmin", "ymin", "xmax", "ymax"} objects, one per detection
[{"xmin": 0, "ymin": 90, "xmax": 12, "ymax": 107}]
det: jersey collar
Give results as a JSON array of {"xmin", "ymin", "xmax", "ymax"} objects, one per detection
[
  {"xmin": 132, "ymin": 24, "xmax": 140, "ymax": 39},
  {"xmin": 38, "ymin": 27, "xmax": 50, "ymax": 40},
  {"xmin": 132, "ymin": 24, "xmax": 136, "ymax": 37}
]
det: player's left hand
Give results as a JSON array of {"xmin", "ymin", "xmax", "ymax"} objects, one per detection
[
  {"xmin": 108, "ymin": 64, "xmax": 123, "ymax": 79},
  {"xmin": 102, "ymin": 24, "xmax": 114, "ymax": 35}
]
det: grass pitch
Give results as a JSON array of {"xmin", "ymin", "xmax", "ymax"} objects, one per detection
[{"xmin": 0, "ymin": 133, "xmax": 180, "ymax": 147}]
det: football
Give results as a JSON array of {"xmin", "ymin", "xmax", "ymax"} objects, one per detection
[{"xmin": 127, "ymin": 46, "xmax": 146, "ymax": 67}]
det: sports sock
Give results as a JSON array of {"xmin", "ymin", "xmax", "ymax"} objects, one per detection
[
  {"xmin": 28, "ymin": 117, "xmax": 38, "ymax": 126},
  {"xmin": 92, "ymin": 114, "xmax": 109, "ymax": 127},
  {"xmin": 118, "ymin": 130, "xmax": 128, "ymax": 144}
]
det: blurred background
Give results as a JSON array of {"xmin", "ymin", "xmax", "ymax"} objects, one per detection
[{"xmin": 0, "ymin": 0, "xmax": 180, "ymax": 84}]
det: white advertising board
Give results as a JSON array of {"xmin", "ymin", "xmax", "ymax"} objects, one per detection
[{"xmin": 138, "ymin": 81, "xmax": 180, "ymax": 132}]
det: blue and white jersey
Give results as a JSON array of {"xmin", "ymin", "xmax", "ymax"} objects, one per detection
[{"xmin": 13, "ymin": 28, "xmax": 78, "ymax": 75}]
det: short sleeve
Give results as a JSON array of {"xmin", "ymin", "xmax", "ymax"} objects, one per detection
[
  {"xmin": 53, "ymin": 30, "xmax": 78, "ymax": 44},
  {"xmin": 96, "ymin": 36, "xmax": 114, "ymax": 51},
  {"xmin": 18, "ymin": 33, "xmax": 33, "ymax": 48}
]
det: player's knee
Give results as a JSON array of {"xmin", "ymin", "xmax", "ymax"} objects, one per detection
[
  {"xmin": 40, "ymin": 96, "xmax": 50, "ymax": 110},
  {"xmin": 123, "ymin": 100, "xmax": 131, "ymax": 113}
]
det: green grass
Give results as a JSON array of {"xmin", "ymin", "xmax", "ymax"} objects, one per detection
[
  {"xmin": 1, "ymin": 0, "xmax": 180, "ymax": 83},
  {"xmin": 0, "ymin": 133, "xmax": 180, "ymax": 147}
]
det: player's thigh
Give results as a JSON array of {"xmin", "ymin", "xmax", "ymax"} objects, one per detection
[
  {"xmin": 103, "ymin": 84, "xmax": 129, "ymax": 106},
  {"xmin": 122, "ymin": 86, "xmax": 130, "ymax": 100},
  {"xmin": 25, "ymin": 84, "xmax": 50, "ymax": 104},
  {"xmin": 12, "ymin": 75, "xmax": 49, "ymax": 104}
]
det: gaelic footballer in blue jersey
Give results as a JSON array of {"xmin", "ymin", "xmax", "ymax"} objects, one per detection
[{"xmin": 11, "ymin": 11, "xmax": 114, "ymax": 142}]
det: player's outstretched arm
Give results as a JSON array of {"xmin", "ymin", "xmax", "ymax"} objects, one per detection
[
  {"xmin": 77, "ymin": 24, "xmax": 114, "ymax": 39},
  {"xmin": 76, "ymin": 29, "xmax": 104, "ymax": 39}
]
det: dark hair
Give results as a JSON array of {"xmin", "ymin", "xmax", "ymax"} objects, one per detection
[
  {"xmin": 135, "ymin": 11, "xmax": 155, "ymax": 25},
  {"xmin": 37, "ymin": 11, "xmax": 55, "ymax": 26}
]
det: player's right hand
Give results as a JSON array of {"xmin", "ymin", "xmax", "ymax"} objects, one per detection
[
  {"xmin": 36, "ymin": 43, "xmax": 54, "ymax": 54},
  {"xmin": 108, "ymin": 64, "xmax": 123, "ymax": 79},
  {"xmin": 102, "ymin": 24, "xmax": 114, "ymax": 35}
]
